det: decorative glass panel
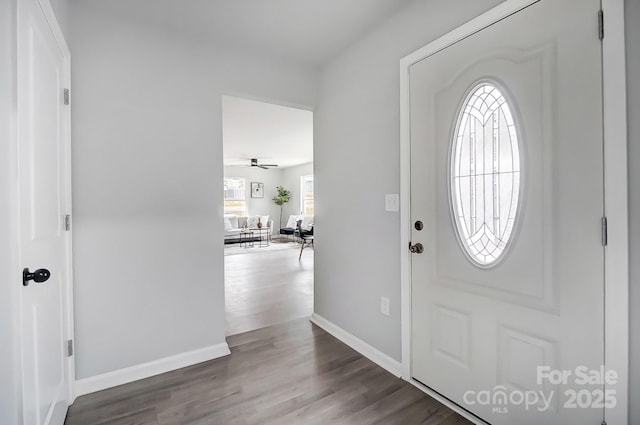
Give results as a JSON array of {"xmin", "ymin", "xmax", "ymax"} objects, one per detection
[{"xmin": 451, "ymin": 83, "xmax": 521, "ymax": 267}]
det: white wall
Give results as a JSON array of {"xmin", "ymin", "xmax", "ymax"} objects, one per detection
[
  {"xmin": 281, "ymin": 162, "xmax": 314, "ymax": 224},
  {"xmin": 70, "ymin": 2, "xmax": 317, "ymax": 380},
  {"xmin": 626, "ymin": 0, "xmax": 639, "ymax": 422},
  {"xmin": 223, "ymin": 166, "xmax": 282, "ymax": 225},
  {"xmin": 314, "ymin": 0, "xmax": 507, "ymax": 361},
  {"xmin": 0, "ymin": 0, "xmax": 21, "ymax": 422}
]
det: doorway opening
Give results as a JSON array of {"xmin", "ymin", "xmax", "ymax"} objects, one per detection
[{"xmin": 222, "ymin": 96, "xmax": 314, "ymax": 336}]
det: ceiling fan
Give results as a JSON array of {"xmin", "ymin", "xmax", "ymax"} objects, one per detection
[{"xmin": 250, "ymin": 158, "xmax": 278, "ymax": 169}]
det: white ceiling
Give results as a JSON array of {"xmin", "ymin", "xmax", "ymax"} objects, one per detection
[
  {"xmin": 72, "ymin": 0, "xmax": 415, "ymax": 67},
  {"xmin": 222, "ymin": 96, "xmax": 313, "ymax": 169}
]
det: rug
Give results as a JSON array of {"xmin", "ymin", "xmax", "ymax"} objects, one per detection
[{"xmin": 224, "ymin": 239, "xmax": 301, "ymax": 256}]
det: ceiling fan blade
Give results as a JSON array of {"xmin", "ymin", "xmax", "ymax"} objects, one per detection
[{"xmin": 249, "ymin": 158, "xmax": 278, "ymax": 169}]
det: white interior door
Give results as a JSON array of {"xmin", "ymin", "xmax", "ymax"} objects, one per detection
[
  {"xmin": 410, "ymin": 1, "xmax": 605, "ymax": 424},
  {"xmin": 18, "ymin": 0, "xmax": 72, "ymax": 424}
]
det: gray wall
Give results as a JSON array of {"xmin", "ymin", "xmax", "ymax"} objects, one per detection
[
  {"xmin": 626, "ymin": 0, "xmax": 639, "ymax": 422},
  {"xmin": 0, "ymin": 0, "xmax": 20, "ymax": 422},
  {"xmin": 314, "ymin": 0, "xmax": 503, "ymax": 362},
  {"xmin": 70, "ymin": 2, "xmax": 318, "ymax": 379}
]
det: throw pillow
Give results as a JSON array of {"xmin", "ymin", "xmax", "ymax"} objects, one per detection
[
  {"xmin": 227, "ymin": 215, "xmax": 239, "ymax": 229},
  {"xmin": 285, "ymin": 215, "xmax": 299, "ymax": 229},
  {"xmin": 224, "ymin": 218, "xmax": 233, "ymax": 231}
]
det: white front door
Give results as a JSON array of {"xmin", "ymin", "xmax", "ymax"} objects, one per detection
[
  {"xmin": 18, "ymin": 0, "xmax": 72, "ymax": 424},
  {"xmin": 410, "ymin": 1, "xmax": 605, "ymax": 424}
]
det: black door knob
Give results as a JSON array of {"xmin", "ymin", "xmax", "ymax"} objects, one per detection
[
  {"xmin": 23, "ymin": 268, "xmax": 51, "ymax": 286},
  {"xmin": 409, "ymin": 243, "xmax": 424, "ymax": 254}
]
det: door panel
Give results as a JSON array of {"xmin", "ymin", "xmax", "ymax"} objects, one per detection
[
  {"xmin": 18, "ymin": 0, "xmax": 71, "ymax": 424},
  {"xmin": 410, "ymin": 1, "xmax": 604, "ymax": 424},
  {"xmin": 431, "ymin": 45, "xmax": 555, "ymax": 311}
]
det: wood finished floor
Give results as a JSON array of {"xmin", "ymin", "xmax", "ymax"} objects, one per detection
[
  {"xmin": 65, "ymin": 319, "xmax": 471, "ymax": 425},
  {"xmin": 224, "ymin": 241, "xmax": 314, "ymax": 336}
]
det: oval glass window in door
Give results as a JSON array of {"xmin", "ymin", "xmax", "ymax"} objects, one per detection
[{"xmin": 450, "ymin": 82, "xmax": 521, "ymax": 267}]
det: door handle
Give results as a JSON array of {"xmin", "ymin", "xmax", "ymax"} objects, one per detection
[
  {"xmin": 23, "ymin": 268, "xmax": 51, "ymax": 286},
  {"xmin": 409, "ymin": 243, "xmax": 424, "ymax": 254}
]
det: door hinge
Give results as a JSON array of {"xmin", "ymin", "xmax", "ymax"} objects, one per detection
[
  {"xmin": 65, "ymin": 214, "xmax": 71, "ymax": 231},
  {"xmin": 598, "ymin": 9, "xmax": 604, "ymax": 40},
  {"xmin": 67, "ymin": 339, "xmax": 73, "ymax": 357},
  {"xmin": 602, "ymin": 216, "xmax": 608, "ymax": 247},
  {"xmin": 63, "ymin": 88, "xmax": 70, "ymax": 106}
]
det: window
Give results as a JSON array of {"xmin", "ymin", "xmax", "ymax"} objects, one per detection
[
  {"xmin": 300, "ymin": 174, "xmax": 314, "ymax": 217},
  {"xmin": 450, "ymin": 82, "xmax": 521, "ymax": 267},
  {"xmin": 224, "ymin": 177, "xmax": 247, "ymax": 216}
]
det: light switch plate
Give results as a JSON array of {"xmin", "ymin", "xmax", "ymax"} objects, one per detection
[{"xmin": 385, "ymin": 194, "xmax": 399, "ymax": 212}]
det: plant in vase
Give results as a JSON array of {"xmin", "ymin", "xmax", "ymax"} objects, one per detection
[{"xmin": 272, "ymin": 186, "xmax": 292, "ymax": 231}]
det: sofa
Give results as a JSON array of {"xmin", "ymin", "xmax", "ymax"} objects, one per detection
[{"xmin": 224, "ymin": 215, "xmax": 273, "ymax": 244}]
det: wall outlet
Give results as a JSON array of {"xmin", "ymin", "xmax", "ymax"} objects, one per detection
[{"xmin": 380, "ymin": 296, "xmax": 390, "ymax": 316}]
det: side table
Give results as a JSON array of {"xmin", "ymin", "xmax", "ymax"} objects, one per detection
[
  {"xmin": 239, "ymin": 230, "xmax": 254, "ymax": 248},
  {"xmin": 249, "ymin": 228, "xmax": 271, "ymax": 247}
]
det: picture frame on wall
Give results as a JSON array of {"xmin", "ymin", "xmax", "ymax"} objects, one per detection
[{"xmin": 251, "ymin": 182, "xmax": 264, "ymax": 198}]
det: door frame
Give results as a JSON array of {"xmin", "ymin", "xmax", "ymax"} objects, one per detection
[
  {"xmin": 15, "ymin": 0, "xmax": 76, "ymax": 412},
  {"xmin": 399, "ymin": 0, "xmax": 629, "ymax": 423}
]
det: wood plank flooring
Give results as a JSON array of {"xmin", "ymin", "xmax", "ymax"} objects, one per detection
[
  {"xmin": 65, "ymin": 319, "xmax": 471, "ymax": 425},
  {"xmin": 225, "ymin": 241, "xmax": 313, "ymax": 336}
]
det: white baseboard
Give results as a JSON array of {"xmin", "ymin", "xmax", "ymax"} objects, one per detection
[
  {"xmin": 74, "ymin": 342, "xmax": 230, "ymax": 397},
  {"xmin": 310, "ymin": 313, "xmax": 402, "ymax": 377}
]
